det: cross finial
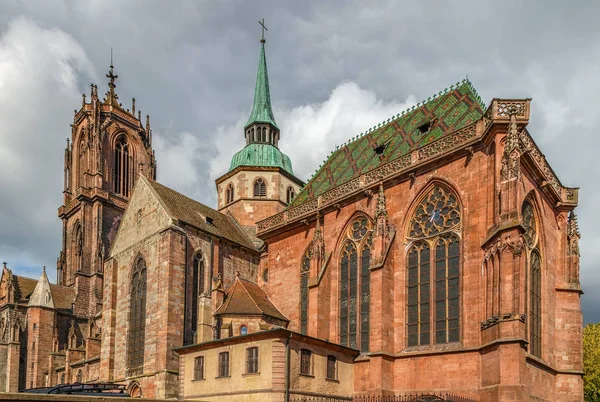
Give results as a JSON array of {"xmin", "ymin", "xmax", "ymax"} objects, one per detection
[
  {"xmin": 106, "ymin": 48, "xmax": 118, "ymax": 90},
  {"xmin": 259, "ymin": 18, "xmax": 268, "ymax": 43}
]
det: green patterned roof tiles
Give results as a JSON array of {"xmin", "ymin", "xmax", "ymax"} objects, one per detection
[{"xmin": 288, "ymin": 80, "xmax": 486, "ymax": 208}]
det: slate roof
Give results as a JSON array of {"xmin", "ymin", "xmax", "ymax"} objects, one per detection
[
  {"xmin": 14, "ymin": 275, "xmax": 37, "ymax": 303},
  {"xmin": 145, "ymin": 178, "xmax": 258, "ymax": 251},
  {"xmin": 13, "ymin": 275, "xmax": 74, "ymax": 310},
  {"xmin": 289, "ymin": 80, "xmax": 486, "ymax": 207},
  {"xmin": 215, "ymin": 276, "xmax": 288, "ymax": 322}
]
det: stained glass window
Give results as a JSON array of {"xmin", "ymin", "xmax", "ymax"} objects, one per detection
[
  {"xmin": 339, "ymin": 216, "xmax": 372, "ymax": 352},
  {"xmin": 300, "ymin": 249, "xmax": 311, "ymax": 335},
  {"xmin": 128, "ymin": 257, "xmax": 147, "ymax": 375},
  {"xmin": 407, "ymin": 184, "xmax": 461, "ymax": 347}
]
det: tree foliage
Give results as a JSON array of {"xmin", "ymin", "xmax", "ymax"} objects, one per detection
[{"xmin": 584, "ymin": 323, "xmax": 600, "ymax": 401}]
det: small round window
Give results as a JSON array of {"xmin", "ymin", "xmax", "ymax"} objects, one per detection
[{"xmin": 240, "ymin": 325, "xmax": 248, "ymax": 335}]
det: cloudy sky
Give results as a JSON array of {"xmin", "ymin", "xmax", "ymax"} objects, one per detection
[{"xmin": 0, "ymin": 1, "xmax": 598, "ymax": 321}]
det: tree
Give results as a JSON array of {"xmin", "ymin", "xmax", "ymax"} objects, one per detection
[{"xmin": 584, "ymin": 322, "xmax": 600, "ymax": 401}]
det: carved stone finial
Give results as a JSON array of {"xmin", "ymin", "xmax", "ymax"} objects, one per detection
[
  {"xmin": 82, "ymin": 93, "xmax": 86, "ymax": 107},
  {"xmin": 374, "ymin": 184, "xmax": 389, "ymax": 237},
  {"xmin": 2, "ymin": 262, "xmax": 6, "ymax": 269},
  {"xmin": 132, "ymin": 98, "xmax": 136, "ymax": 115},
  {"xmin": 312, "ymin": 212, "xmax": 325, "ymax": 262}
]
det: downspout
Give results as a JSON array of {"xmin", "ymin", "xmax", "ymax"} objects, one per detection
[{"xmin": 284, "ymin": 333, "xmax": 293, "ymax": 402}]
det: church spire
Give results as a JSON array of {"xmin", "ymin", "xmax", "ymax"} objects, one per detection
[{"xmin": 245, "ymin": 19, "xmax": 278, "ymax": 130}]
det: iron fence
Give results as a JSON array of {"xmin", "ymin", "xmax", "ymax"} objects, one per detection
[{"xmin": 290, "ymin": 393, "xmax": 478, "ymax": 402}]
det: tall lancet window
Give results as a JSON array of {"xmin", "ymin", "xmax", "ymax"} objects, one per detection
[
  {"xmin": 114, "ymin": 135, "xmax": 131, "ymax": 197},
  {"xmin": 522, "ymin": 199, "xmax": 542, "ymax": 358},
  {"xmin": 300, "ymin": 247, "xmax": 311, "ymax": 335},
  {"xmin": 339, "ymin": 216, "xmax": 372, "ymax": 352},
  {"xmin": 190, "ymin": 252, "xmax": 206, "ymax": 342},
  {"xmin": 128, "ymin": 256, "xmax": 147, "ymax": 375},
  {"xmin": 407, "ymin": 184, "xmax": 461, "ymax": 347}
]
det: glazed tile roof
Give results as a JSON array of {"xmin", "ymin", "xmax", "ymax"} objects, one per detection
[
  {"xmin": 289, "ymin": 80, "xmax": 485, "ymax": 207},
  {"xmin": 145, "ymin": 178, "xmax": 258, "ymax": 251},
  {"xmin": 215, "ymin": 276, "xmax": 288, "ymax": 322}
]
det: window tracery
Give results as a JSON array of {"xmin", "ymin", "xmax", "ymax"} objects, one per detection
[
  {"xmin": 406, "ymin": 184, "xmax": 461, "ymax": 347},
  {"xmin": 114, "ymin": 135, "xmax": 131, "ymax": 197},
  {"xmin": 339, "ymin": 215, "xmax": 372, "ymax": 352},
  {"xmin": 128, "ymin": 256, "xmax": 147, "ymax": 375}
]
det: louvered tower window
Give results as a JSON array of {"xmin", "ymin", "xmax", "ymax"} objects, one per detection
[
  {"xmin": 114, "ymin": 135, "xmax": 132, "ymax": 197},
  {"xmin": 128, "ymin": 256, "xmax": 147, "ymax": 375},
  {"xmin": 522, "ymin": 200, "xmax": 542, "ymax": 358},
  {"xmin": 287, "ymin": 186, "xmax": 295, "ymax": 204},
  {"xmin": 339, "ymin": 216, "xmax": 371, "ymax": 352},
  {"xmin": 226, "ymin": 184, "xmax": 234, "ymax": 204},
  {"xmin": 254, "ymin": 178, "xmax": 267, "ymax": 197},
  {"xmin": 407, "ymin": 184, "xmax": 461, "ymax": 347}
]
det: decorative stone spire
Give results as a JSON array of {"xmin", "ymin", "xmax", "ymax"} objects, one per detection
[
  {"xmin": 567, "ymin": 211, "xmax": 581, "ymax": 257},
  {"xmin": 28, "ymin": 266, "xmax": 55, "ymax": 309},
  {"xmin": 312, "ymin": 213, "xmax": 325, "ymax": 262},
  {"xmin": 245, "ymin": 19, "xmax": 278, "ymax": 130},
  {"xmin": 374, "ymin": 183, "xmax": 389, "ymax": 237},
  {"xmin": 500, "ymin": 106, "xmax": 522, "ymax": 181},
  {"xmin": 105, "ymin": 51, "xmax": 119, "ymax": 106}
]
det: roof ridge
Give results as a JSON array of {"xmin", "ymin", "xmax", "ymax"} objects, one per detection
[
  {"xmin": 216, "ymin": 280, "xmax": 239, "ymax": 314},
  {"xmin": 302, "ymin": 79, "xmax": 485, "ymax": 186}
]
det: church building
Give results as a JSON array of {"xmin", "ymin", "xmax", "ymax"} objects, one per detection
[{"xmin": 0, "ymin": 27, "xmax": 583, "ymax": 402}]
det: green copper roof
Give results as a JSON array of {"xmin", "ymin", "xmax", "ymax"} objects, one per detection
[
  {"xmin": 246, "ymin": 42, "xmax": 278, "ymax": 129},
  {"xmin": 229, "ymin": 143, "xmax": 294, "ymax": 175},
  {"xmin": 289, "ymin": 80, "xmax": 486, "ymax": 208}
]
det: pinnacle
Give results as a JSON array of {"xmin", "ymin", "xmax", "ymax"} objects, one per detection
[{"xmin": 245, "ymin": 42, "xmax": 278, "ymax": 129}]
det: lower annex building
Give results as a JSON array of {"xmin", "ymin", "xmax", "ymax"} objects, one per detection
[{"xmin": 0, "ymin": 32, "xmax": 583, "ymax": 402}]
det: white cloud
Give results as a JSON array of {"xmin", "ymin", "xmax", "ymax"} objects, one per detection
[
  {"xmin": 0, "ymin": 18, "xmax": 95, "ymax": 279},
  {"xmin": 209, "ymin": 81, "xmax": 416, "ymax": 184}
]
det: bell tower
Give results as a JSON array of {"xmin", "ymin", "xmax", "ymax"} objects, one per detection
[
  {"xmin": 57, "ymin": 62, "xmax": 156, "ymax": 316},
  {"xmin": 215, "ymin": 20, "xmax": 303, "ymax": 228}
]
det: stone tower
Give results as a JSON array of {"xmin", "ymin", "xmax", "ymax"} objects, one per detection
[
  {"xmin": 215, "ymin": 35, "xmax": 303, "ymax": 228},
  {"xmin": 56, "ymin": 63, "xmax": 156, "ymax": 316}
]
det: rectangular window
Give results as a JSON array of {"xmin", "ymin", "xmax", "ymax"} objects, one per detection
[
  {"xmin": 246, "ymin": 347, "xmax": 259, "ymax": 374},
  {"xmin": 193, "ymin": 356, "xmax": 204, "ymax": 381},
  {"xmin": 300, "ymin": 349, "xmax": 312, "ymax": 376},
  {"xmin": 218, "ymin": 352, "xmax": 229, "ymax": 377},
  {"xmin": 326, "ymin": 355, "xmax": 337, "ymax": 379}
]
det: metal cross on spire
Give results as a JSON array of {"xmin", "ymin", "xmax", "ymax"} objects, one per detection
[
  {"xmin": 106, "ymin": 47, "xmax": 118, "ymax": 90},
  {"xmin": 259, "ymin": 18, "xmax": 268, "ymax": 43}
]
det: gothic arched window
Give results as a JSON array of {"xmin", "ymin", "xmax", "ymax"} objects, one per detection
[
  {"xmin": 190, "ymin": 252, "xmax": 205, "ymax": 342},
  {"xmin": 226, "ymin": 184, "xmax": 234, "ymax": 204},
  {"xmin": 300, "ymin": 247, "xmax": 311, "ymax": 335},
  {"xmin": 128, "ymin": 256, "xmax": 147, "ymax": 375},
  {"xmin": 287, "ymin": 186, "xmax": 295, "ymax": 204},
  {"xmin": 76, "ymin": 369, "xmax": 83, "ymax": 383},
  {"xmin": 339, "ymin": 216, "xmax": 372, "ymax": 352},
  {"xmin": 254, "ymin": 178, "xmax": 267, "ymax": 198},
  {"xmin": 262, "ymin": 127, "xmax": 267, "ymax": 142},
  {"xmin": 522, "ymin": 200, "xmax": 542, "ymax": 357},
  {"xmin": 114, "ymin": 135, "xmax": 131, "ymax": 197},
  {"xmin": 407, "ymin": 184, "xmax": 461, "ymax": 347}
]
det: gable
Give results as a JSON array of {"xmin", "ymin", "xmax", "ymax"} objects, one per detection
[
  {"xmin": 290, "ymin": 80, "xmax": 485, "ymax": 207},
  {"xmin": 109, "ymin": 177, "xmax": 174, "ymax": 257}
]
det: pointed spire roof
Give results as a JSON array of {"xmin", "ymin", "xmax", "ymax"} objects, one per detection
[
  {"xmin": 245, "ymin": 41, "xmax": 278, "ymax": 129},
  {"xmin": 28, "ymin": 267, "xmax": 55, "ymax": 309}
]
